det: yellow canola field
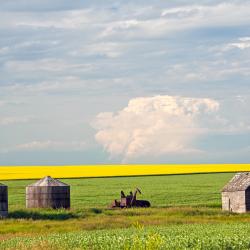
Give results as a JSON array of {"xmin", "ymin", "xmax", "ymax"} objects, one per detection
[{"xmin": 0, "ymin": 164, "xmax": 250, "ymax": 180}]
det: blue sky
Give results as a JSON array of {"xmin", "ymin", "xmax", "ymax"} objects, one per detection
[{"xmin": 0, "ymin": 0, "xmax": 250, "ymax": 165}]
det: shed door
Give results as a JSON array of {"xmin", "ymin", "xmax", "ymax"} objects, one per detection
[
  {"xmin": 228, "ymin": 198, "xmax": 231, "ymax": 211},
  {"xmin": 246, "ymin": 187, "xmax": 250, "ymax": 211}
]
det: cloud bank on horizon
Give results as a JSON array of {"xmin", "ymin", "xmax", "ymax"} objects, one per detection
[{"xmin": 0, "ymin": 0, "xmax": 249, "ymax": 164}]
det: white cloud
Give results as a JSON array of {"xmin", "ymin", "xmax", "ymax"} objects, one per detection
[
  {"xmin": 0, "ymin": 46, "xmax": 10, "ymax": 55},
  {"xmin": 75, "ymin": 42, "xmax": 127, "ymax": 58},
  {"xmin": 161, "ymin": 58, "xmax": 250, "ymax": 84},
  {"xmin": 101, "ymin": 19, "xmax": 140, "ymax": 37},
  {"xmin": 4, "ymin": 59, "xmax": 93, "ymax": 73},
  {"xmin": 0, "ymin": 9, "xmax": 96, "ymax": 29},
  {"xmin": 0, "ymin": 101, "xmax": 6, "ymax": 107},
  {"xmin": 223, "ymin": 37, "xmax": 250, "ymax": 51},
  {"xmin": 14, "ymin": 140, "xmax": 86, "ymax": 151},
  {"xmin": 93, "ymin": 95, "xmax": 219, "ymax": 161},
  {"xmin": 0, "ymin": 100, "xmax": 26, "ymax": 108},
  {"xmin": 1, "ymin": 76, "xmax": 95, "ymax": 95},
  {"xmin": 0, "ymin": 116, "xmax": 32, "ymax": 126},
  {"xmin": 101, "ymin": 3, "xmax": 250, "ymax": 39},
  {"xmin": 11, "ymin": 3, "xmax": 245, "ymax": 41},
  {"xmin": 161, "ymin": 3, "xmax": 250, "ymax": 26},
  {"xmin": 1, "ymin": 2, "xmax": 250, "ymax": 41}
]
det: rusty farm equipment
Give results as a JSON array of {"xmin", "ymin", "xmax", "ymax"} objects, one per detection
[{"xmin": 109, "ymin": 188, "xmax": 151, "ymax": 208}]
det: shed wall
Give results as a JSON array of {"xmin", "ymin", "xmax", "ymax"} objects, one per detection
[{"xmin": 222, "ymin": 191, "xmax": 246, "ymax": 213}]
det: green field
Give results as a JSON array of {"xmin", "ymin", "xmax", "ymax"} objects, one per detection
[
  {"xmin": 3, "ymin": 224, "xmax": 250, "ymax": 250},
  {"xmin": 6, "ymin": 172, "xmax": 232, "ymax": 209},
  {"xmin": 1, "ymin": 173, "xmax": 250, "ymax": 249}
]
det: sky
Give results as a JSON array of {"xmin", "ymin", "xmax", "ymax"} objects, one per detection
[{"xmin": 0, "ymin": 0, "xmax": 250, "ymax": 165}]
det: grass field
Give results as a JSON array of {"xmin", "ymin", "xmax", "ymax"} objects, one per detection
[
  {"xmin": 1, "ymin": 172, "xmax": 250, "ymax": 249},
  {"xmin": 2, "ymin": 223, "xmax": 250, "ymax": 250},
  {"xmin": 0, "ymin": 164, "xmax": 250, "ymax": 180},
  {"xmin": 3, "ymin": 172, "xmax": 234, "ymax": 209}
]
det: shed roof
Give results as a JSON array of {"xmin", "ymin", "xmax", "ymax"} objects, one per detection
[
  {"xmin": 222, "ymin": 172, "xmax": 250, "ymax": 192},
  {"xmin": 28, "ymin": 176, "xmax": 69, "ymax": 187}
]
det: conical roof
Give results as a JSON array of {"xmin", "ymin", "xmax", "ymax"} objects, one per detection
[
  {"xmin": 28, "ymin": 176, "xmax": 69, "ymax": 187},
  {"xmin": 222, "ymin": 172, "xmax": 250, "ymax": 192}
]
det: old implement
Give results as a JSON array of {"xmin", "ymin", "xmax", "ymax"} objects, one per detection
[{"xmin": 109, "ymin": 188, "xmax": 150, "ymax": 208}]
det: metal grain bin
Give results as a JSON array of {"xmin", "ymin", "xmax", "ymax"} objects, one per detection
[
  {"xmin": 0, "ymin": 183, "xmax": 8, "ymax": 217},
  {"xmin": 26, "ymin": 176, "xmax": 70, "ymax": 209}
]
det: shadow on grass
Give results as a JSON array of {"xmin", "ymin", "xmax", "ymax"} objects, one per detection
[
  {"xmin": 90, "ymin": 208, "xmax": 103, "ymax": 214},
  {"xmin": 8, "ymin": 210, "xmax": 79, "ymax": 220}
]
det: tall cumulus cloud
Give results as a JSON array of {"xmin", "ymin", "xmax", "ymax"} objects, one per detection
[{"xmin": 93, "ymin": 95, "xmax": 219, "ymax": 161}]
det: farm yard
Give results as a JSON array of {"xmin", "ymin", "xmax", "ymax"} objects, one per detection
[
  {"xmin": 1, "ymin": 171, "xmax": 250, "ymax": 249},
  {"xmin": 1, "ymin": 0, "xmax": 249, "ymax": 248}
]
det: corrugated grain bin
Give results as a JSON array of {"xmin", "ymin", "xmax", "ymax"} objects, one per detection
[
  {"xmin": 0, "ymin": 183, "xmax": 8, "ymax": 217},
  {"xmin": 26, "ymin": 176, "xmax": 70, "ymax": 209}
]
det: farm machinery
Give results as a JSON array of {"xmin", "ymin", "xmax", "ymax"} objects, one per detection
[{"xmin": 109, "ymin": 188, "xmax": 151, "ymax": 208}]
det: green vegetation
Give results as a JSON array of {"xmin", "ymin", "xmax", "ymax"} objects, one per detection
[
  {"xmin": 2, "ymin": 223, "xmax": 250, "ymax": 250},
  {"xmin": 5, "ymin": 172, "xmax": 233, "ymax": 209},
  {"xmin": 1, "ymin": 173, "xmax": 250, "ymax": 249}
]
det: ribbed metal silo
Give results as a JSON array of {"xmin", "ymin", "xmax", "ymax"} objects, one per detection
[{"xmin": 26, "ymin": 176, "xmax": 70, "ymax": 209}]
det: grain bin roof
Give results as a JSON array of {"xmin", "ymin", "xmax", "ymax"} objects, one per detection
[
  {"xmin": 222, "ymin": 172, "xmax": 250, "ymax": 192},
  {"xmin": 28, "ymin": 176, "xmax": 69, "ymax": 187}
]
